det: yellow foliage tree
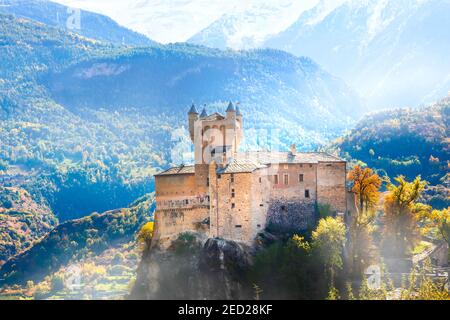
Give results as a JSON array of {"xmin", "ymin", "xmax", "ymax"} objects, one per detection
[
  {"xmin": 312, "ymin": 217, "xmax": 346, "ymax": 282},
  {"xmin": 426, "ymin": 207, "xmax": 450, "ymax": 264},
  {"xmin": 137, "ymin": 221, "xmax": 154, "ymax": 251},
  {"xmin": 347, "ymin": 165, "xmax": 382, "ymax": 278},
  {"xmin": 382, "ymin": 176, "xmax": 428, "ymax": 257},
  {"xmin": 348, "ymin": 165, "xmax": 382, "ymax": 213}
]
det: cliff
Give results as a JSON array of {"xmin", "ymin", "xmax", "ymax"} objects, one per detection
[{"xmin": 129, "ymin": 233, "xmax": 254, "ymax": 300}]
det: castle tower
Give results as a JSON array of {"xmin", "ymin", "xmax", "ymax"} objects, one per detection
[
  {"xmin": 189, "ymin": 103, "xmax": 243, "ymax": 188},
  {"xmin": 188, "ymin": 104, "xmax": 198, "ymax": 142}
]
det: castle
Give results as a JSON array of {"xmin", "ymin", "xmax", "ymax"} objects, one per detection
[{"xmin": 152, "ymin": 103, "xmax": 347, "ymax": 247}]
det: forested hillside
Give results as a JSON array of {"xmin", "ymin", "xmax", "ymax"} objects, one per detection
[
  {"xmin": 0, "ymin": 12, "xmax": 363, "ymax": 221},
  {"xmin": 0, "ymin": 186, "xmax": 57, "ymax": 265},
  {"xmin": 0, "ymin": 0, "xmax": 156, "ymax": 46},
  {"xmin": 332, "ymin": 97, "xmax": 450, "ymax": 208},
  {"xmin": 0, "ymin": 193, "xmax": 153, "ymax": 287}
]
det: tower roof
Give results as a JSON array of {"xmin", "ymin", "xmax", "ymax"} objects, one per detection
[
  {"xmin": 226, "ymin": 101, "xmax": 235, "ymax": 112},
  {"xmin": 236, "ymin": 106, "xmax": 242, "ymax": 116},
  {"xmin": 188, "ymin": 104, "xmax": 198, "ymax": 114},
  {"xmin": 200, "ymin": 106, "xmax": 208, "ymax": 118}
]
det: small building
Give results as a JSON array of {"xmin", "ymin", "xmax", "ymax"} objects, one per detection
[{"xmin": 152, "ymin": 103, "xmax": 347, "ymax": 247}]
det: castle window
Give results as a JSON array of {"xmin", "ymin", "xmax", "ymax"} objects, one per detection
[
  {"xmin": 284, "ymin": 174, "xmax": 289, "ymax": 185},
  {"xmin": 260, "ymin": 204, "xmax": 264, "ymax": 207},
  {"xmin": 231, "ymin": 203, "xmax": 235, "ymax": 209},
  {"xmin": 217, "ymin": 174, "xmax": 221, "ymax": 179},
  {"xmin": 299, "ymin": 174, "xmax": 304, "ymax": 182},
  {"xmin": 257, "ymin": 224, "xmax": 261, "ymax": 228},
  {"xmin": 309, "ymin": 164, "xmax": 313, "ymax": 168},
  {"xmin": 235, "ymin": 225, "xmax": 242, "ymax": 228},
  {"xmin": 231, "ymin": 174, "xmax": 235, "ymax": 183},
  {"xmin": 305, "ymin": 190, "xmax": 310, "ymax": 198},
  {"xmin": 207, "ymin": 178, "xmax": 210, "ymax": 187},
  {"xmin": 259, "ymin": 177, "xmax": 262, "ymax": 183},
  {"xmin": 274, "ymin": 175, "xmax": 279, "ymax": 184},
  {"xmin": 231, "ymin": 189, "xmax": 235, "ymax": 198},
  {"xmin": 281, "ymin": 205, "xmax": 287, "ymax": 212}
]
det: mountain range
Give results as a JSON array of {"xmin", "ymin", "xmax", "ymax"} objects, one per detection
[
  {"xmin": 0, "ymin": 0, "xmax": 157, "ymax": 46},
  {"xmin": 0, "ymin": 9, "xmax": 362, "ymax": 221},
  {"xmin": 187, "ymin": 0, "xmax": 450, "ymax": 109},
  {"xmin": 50, "ymin": 0, "xmax": 450, "ymax": 109},
  {"xmin": 264, "ymin": 0, "xmax": 450, "ymax": 109}
]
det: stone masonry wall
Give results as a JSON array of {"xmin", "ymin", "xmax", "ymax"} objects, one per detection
[
  {"xmin": 153, "ymin": 174, "xmax": 210, "ymax": 248},
  {"xmin": 317, "ymin": 162, "xmax": 347, "ymax": 213}
]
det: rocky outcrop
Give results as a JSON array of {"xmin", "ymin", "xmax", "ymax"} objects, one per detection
[{"xmin": 129, "ymin": 234, "xmax": 254, "ymax": 300}]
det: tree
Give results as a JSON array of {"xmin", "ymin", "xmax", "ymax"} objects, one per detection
[
  {"xmin": 426, "ymin": 207, "xmax": 450, "ymax": 264},
  {"xmin": 137, "ymin": 221, "xmax": 154, "ymax": 252},
  {"xmin": 312, "ymin": 217, "xmax": 346, "ymax": 283},
  {"xmin": 348, "ymin": 165, "xmax": 382, "ymax": 214},
  {"xmin": 382, "ymin": 176, "xmax": 428, "ymax": 257},
  {"xmin": 347, "ymin": 165, "xmax": 382, "ymax": 278}
]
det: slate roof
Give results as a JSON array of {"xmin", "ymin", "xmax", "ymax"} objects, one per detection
[
  {"xmin": 155, "ymin": 165, "xmax": 195, "ymax": 176},
  {"xmin": 188, "ymin": 104, "xmax": 198, "ymax": 114},
  {"xmin": 216, "ymin": 158, "xmax": 266, "ymax": 174},
  {"xmin": 155, "ymin": 152, "xmax": 344, "ymax": 176},
  {"xmin": 235, "ymin": 151, "xmax": 344, "ymax": 165},
  {"xmin": 202, "ymin": 112, "xmax": 225, "ymax": 121},
  {"xmin": 226, "ymin": 101, "xmax": 235, "ymax": 112}
]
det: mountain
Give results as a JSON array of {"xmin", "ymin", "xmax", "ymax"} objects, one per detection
[
  {"xmin": 265, "ymin": 0, "xmax": 450, "ymax": 109},
  {"xmin": 52, "ymin": 0, "xmax": 319, "ymax": 44},
  {"xmin": 0, "ymin": 194, "xmax": 153, "ymax": 287},
  {"xmin": 0, "ymin": 12, "xmax": 364, "ymax": 221},
  {"xmin": 0, "ymin": 186, "xmax": 57, "ymax": 265},
  {"xmin": 330, "ymin": 95, "xmax": 450, "ymax": 208},
  {"xmin": 0, "ymin": 0, "xmax": 157, "ymax": 46},
  {"xmin": 187, "ymin": 1, "xmax": 318, "ymax": 50}
]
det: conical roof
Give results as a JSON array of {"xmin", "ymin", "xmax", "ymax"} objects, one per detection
[
  {"xmin": 188, "ymin": 104, "xmax": 198, "ymax": 114},
  {"xmin": 200, "ymin": 107, "xmax": 208, "ymax": 118},
  {"xmin": 236, "ymin": 106, "xmax": 242, "ymax": 116},
  {"xmin": 226, "ymin": 101, "xmax": 235, "ymax": 112}
]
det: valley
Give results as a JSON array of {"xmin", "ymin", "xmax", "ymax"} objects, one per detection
[{"xmin": 0, "ymin": 0, "xmax": 448, "ymax": 301}]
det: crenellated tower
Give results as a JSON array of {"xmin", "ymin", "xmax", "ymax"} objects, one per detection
[{"xmin": 187, "ymin": 102, "xmax": 243, "ymax": 188}]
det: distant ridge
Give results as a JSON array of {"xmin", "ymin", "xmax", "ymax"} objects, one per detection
[{"xmin": 0, "ymin": 0, "xmax": 158, "ymax": 46}]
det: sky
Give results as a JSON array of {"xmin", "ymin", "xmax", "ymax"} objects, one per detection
[{"xmin": 52, "ymin": 0, "xmax": 323, "ymax": 44}]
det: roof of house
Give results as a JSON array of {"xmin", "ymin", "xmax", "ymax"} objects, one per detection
[
  {"xmin": 202, "ymin": 112, "xmax": 225, "ymax": 121},
  {"xmin": 226, "ymin": 101, "xmax": 235, "ymax": 112},
  {"xmin": 188, "ymin": 104, "xmax": 198, "ymax": 114},
  {"xmin": 217, "ymin": 158, "xmax": 266, "ymax": 174},
  {"xmin": 155, "ymin": 165, "xmax": 195, "ymax": 176},
  {"xmin": 235, "ymin": 151, "xmax": 344, "ymax": 165},
  {"xmin": 155, "ymin": 152, "xmax": 344, "ymax": 176},
  {"xmin": 200, "ymin": 107, "xmax": 208, "ymax": 118}
]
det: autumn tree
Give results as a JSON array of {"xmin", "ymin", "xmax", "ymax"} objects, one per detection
[
  {"xmin": 347, "ymin": 165, "xmax": 382, "ymax": 278},
  {"xmin": 382, "ymin": 176, "xmax": 428, "ymax": 258},
  {"xmin": 137, "ymin": 221, "xmax": 154, "ymax": 252},
  {"xmin": 426, "ymin": 207, "xmax": 450, "ymax": 264},
  {"xmin": 348, "ymin": 165, "xmax": 382, "ymax": 213},
  {"xmin": 312, "ymin": 217, "xmax": 346, "ymax": 285}
]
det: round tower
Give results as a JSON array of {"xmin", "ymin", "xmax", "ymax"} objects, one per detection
[{"xmin": 188, "ymin": 104, "xmax": 198, "ymax": 142}]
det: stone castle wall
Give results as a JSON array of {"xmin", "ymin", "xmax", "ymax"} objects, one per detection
[
  {"xmin": 153, "ymin": 174, "xmax": 210, "ymax": 248},
  {"xmin": 153, "ymin": 160, "xmax": 347, "ymax": 247},
  {"xmin": 210, "ymin": 170, "xmax": 256, "ymax": 243},
  {"xmin": 317, "ymin": 162, "xmax": 347, "ymax": 213}
]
